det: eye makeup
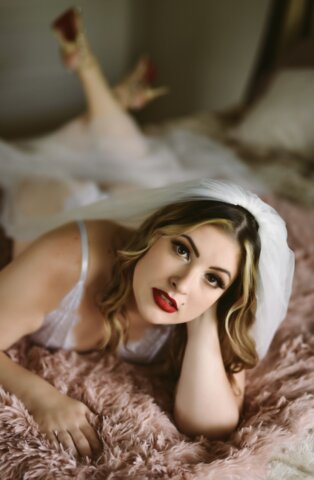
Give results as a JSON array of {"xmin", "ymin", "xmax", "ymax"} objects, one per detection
[
  {"xmin": 171, "ymin": 236, "xmax": 228, "ymax": 290},
  {"xmin": 205, "ymin": 272, "xmax": 226, "ymax": 290},
  {"xmin": 171, "ymin": 239, "xmax": 190, "ymax": 260}
]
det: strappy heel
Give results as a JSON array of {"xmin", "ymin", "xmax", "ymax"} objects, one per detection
[
  {"xmin": 52, "ymin": 7, "xmax": 96, "ymax": 71},
  {"xmin": 114, "ymin": 55, "xmax": 169, "ymax": 110}
]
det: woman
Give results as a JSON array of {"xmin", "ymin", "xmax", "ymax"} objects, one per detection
[{"xmin": 0, "ymin": 178, "xmax": 294, "ymax": 460}]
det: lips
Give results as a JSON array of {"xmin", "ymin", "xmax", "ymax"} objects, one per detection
[{"xmin": 152, "ymin": 288, "xmax": 178, "ymax": 313}]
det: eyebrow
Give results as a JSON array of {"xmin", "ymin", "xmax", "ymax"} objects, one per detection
[
  {"xmin": 210, "ymin": 266, "xmax": 231, "ymax": 280},
  {"xmin": 181, "ymin": 234, "xmax": 232, "ymax": 280},
  {"xmin": 181, "ymin": 234, "xmax": 199, "ymax": 257}
]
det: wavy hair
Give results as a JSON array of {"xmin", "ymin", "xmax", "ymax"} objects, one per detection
[{"xmin": 98, "ymin": 200, "xmax": 261, "ymax": 376}]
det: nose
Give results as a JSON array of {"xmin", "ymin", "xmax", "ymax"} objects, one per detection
[{"xmin": 169, "ymin": 267, "xmax": 196, "ymax": 294}]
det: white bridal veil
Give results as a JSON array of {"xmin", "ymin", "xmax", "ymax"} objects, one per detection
[{"xmin": 9, "ymin": 178, "xmax": 295, "ymax": 359}]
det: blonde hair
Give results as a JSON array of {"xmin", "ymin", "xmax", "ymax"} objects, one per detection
[{"xmin": 98, "ymin": 200, "xmax": 261, "ymax": 376}]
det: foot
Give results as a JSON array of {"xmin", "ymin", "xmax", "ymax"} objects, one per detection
[
  {"xmin": 52, "ymin": 7, "xmax": 96, "ymax": 71},
  {"xmin": 113, "ymin": 56, "xmax": 169, "ymax": 110}
]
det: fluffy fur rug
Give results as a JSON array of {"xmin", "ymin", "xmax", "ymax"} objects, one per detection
[{"xmin": 0, "ymin": 196, "xmax": 313, "ymax": 480}]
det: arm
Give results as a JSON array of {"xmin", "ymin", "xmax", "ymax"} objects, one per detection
[
  {"xmin": 0, "ymin": 351, "xmax": 100, "ymax": 457},
  {"xmin": 0, "ymin": 224, "xmax": 101, "ymax": 457},
  {"xmin": 173, "ymin": 307, "xmax": 245, "ymax": 438}
]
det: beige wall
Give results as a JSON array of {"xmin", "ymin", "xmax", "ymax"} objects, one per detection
[
  {"xmin": 139, "ymin": 0, "xmax": 272, "ymax": 122},
  {"xmin": 0, "ymin": 0, "xmax": 271, "ymax": 138}
]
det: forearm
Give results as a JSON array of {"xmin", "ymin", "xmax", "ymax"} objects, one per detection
[
  {"xmin": 0, "ymin": 351, "xmax": 62, "ymax": 412},
  {"xmin": 174, "ymin": 316, "xmax": 240, "ymax": 438}
]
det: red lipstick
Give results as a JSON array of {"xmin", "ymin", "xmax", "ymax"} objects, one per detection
[{"xmin": 152, "ymin": 288, "xmax": 178, "ymax": 313}]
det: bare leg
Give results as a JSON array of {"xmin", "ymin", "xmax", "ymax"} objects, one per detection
[
  {"xmin": 77, "ymin": 58, "xmax": 132, "ymax": 127},
  {"xmin": 56, "ymin": 38, "xmax": 143, "ymax": 133},
  {"xmin": 52, "ymin": 8, "xmax": 167, "ymax": 140},
  {"xmin": 76, "ymin": 63, "xmax": 151, "ymax": 164}
]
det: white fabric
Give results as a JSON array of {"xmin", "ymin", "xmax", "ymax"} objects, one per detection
[
  {"xmin": 118, "ymin": 325, "xmax": 174, "ymax": 364},
  {"xmin": 7, "ymin": 118, "xmax": 264, "ymax": 188},
  {"xmin": 228, "ymin": 69, "xmax": 314, "ymax": 158},
  {"xmin": 30, "ymin": 220, "xmax": 89, "ymax": 349},
  {"xmin": 18, "ymin": 178, "xmax": 294, "ymax": 359},
  {"xmin": 0, "ymin": 120, "xmax": 266, "ymax": 235}
]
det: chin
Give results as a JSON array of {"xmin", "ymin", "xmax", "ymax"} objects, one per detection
[
  {"xmin": 141, "ymin": 305, "xmax": 177, "ymax": 326},
  {"xmin": 143, "ymin": 311, "xmax": 169, "ymax": 326}
]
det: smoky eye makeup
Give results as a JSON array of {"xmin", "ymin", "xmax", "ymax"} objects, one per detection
[
  {"xmin": 206, "ymin": 272, "xmax": 226, "ymax": 290},
  {"xmin": 171, "ymin": 236, "xmax": 228, "ymax": 290},
  {"xmin": 171, "ymin": 239, "xmax": 190, "ymax": 259}
]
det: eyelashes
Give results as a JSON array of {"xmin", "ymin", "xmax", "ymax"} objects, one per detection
[
  {"xmin": 171, "ymin": 239, "xmax": 226, "ymax": 290},
  {"xmin": 171, "ymin": 240, "xmax": 190, "ymax": 260},
  {"xmin": 206, "ymin": 273, "xmax": 226, "ymax": 290}
]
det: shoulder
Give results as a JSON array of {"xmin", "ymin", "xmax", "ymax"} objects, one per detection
[
  {"xmin": 0, "ymin": 222, "xmax": 84, "ymax": 349},
  {"xmin": 83, "ymin": 220, "xmax": 133, "ymax": 284},
  {"xmin": 15, "ymin": 219, "xmax": 132, "ymax": 296},
  {"xmin": 19, "ymin": 219, "xmax": 131, "ymax": 281},
  {"xmin": 4, "ymin": 222, "xmax": 85, "ymax": 305},
  {"xmin": 84, "ymin": 220, "xmax": 133, "ymax": 262},
  {"xmin": 20, "ymin": 222, "xmax": 83, "ymax": 278},
  {"xmin": 84, "ymin": 219, "xmax": 131, "ymax": 248}
]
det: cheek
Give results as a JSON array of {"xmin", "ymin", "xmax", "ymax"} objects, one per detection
[
  {"xmin": 185, "ymin": 286, "xmax": 215, "ymax": 315},
  {"xmin": 133, "ymin": 249, "xmax": 162, "ymax": 292},
  {"xmin": 134, "ymin": 242, "xmax": 171, "ymax": 281},
  {"xmin": 134, "ymin": 251, "xmax": 157, "ymax": 282},
  {"xmin": 194, "ymin": 286, "xmax": 226, "ymax": 314},
  {"xmin": 133, "ymin": 258, "xmax": 145, "ymax": 293}
]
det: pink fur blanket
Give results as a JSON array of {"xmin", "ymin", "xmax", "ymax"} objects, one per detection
[{"xmin": 0, "ymin": 197, "xmax": 313, "ymax": 480}]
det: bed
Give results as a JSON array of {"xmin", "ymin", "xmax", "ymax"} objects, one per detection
[
  {"xmin": 1, "ymin": 41, "xmax": 314, "ymax": 480},
  {"xmin": 0, "ymin": 195, "xmax": 313, "ymax": 479}
]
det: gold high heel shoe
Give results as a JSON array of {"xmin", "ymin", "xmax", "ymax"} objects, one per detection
[
  {"xmin": 114, "ymin": 56, "xmax": 169, "ymax": 111},
  {"xmin": 52, "ymin": 7, "xmax": 95, "ymax": 71}
]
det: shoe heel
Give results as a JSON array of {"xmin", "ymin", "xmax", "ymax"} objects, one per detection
[{"xmin": 52, "ymin": 7, "xmax": 81, "ymax": 42}]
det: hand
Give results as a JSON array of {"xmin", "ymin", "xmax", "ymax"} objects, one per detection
[
  {"xmin": 187, "ymin": 305, "xmax": 218, "ymax": 338},
  {"xmin": 30, "ymin": 392, "xmax": 101, "ymax": 458}
]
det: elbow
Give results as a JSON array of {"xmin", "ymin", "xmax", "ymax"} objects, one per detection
[{"xmin": 173, "ymin": 406, "xmax": 240, "ymax": 440}]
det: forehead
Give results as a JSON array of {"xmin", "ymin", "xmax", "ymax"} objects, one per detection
[
  {"xmin": 184, "ymin": 224, "xmax": 241, "ymax": 269},
  {"xmin": 187, "ymin": 223, "xmax": 239, "ymax": 248}
]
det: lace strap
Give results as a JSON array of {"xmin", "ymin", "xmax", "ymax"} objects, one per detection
[{"xmin": 77, "ymin": 220, "xmax": 89, "ymax": 283}]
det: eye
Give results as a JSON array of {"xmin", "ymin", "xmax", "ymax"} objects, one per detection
[
  {"xmin": 206, "ymin": 273, "xmax": 226, "ymax": 290},
  {"xmin": 171, "ymin": 240, "xmax": 190, "ymax": 260}
]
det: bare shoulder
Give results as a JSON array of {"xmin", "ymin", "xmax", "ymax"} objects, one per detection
[
  {"xmin": 85, "ymin": 219, "xmax": 131, "ymax": 248},
  {"xmin": 19, "ymin": 219, "xmax": 130, "ymax": 287},
  {"xmin": 14, "ymin": 222, "xmax": 84, "ymax": 280},
  {"xmin": 84, "ymin": 219, "xmax": 133, "ymax": 271},
  {"xmin": 0, "ymin": 222, "xmax": 84, "ymax": 350},
  {"xmin": 0, "ymin": 219, "xmax": 132, "ymax": 351}
]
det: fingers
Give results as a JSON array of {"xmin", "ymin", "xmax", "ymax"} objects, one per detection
[
  {"xmin": 54, "ymin": 430, "xmax": 79, "ymax": 457},
  {"xmin": 46, "ymin": 431, "xmax": 60, "ymax": 451},
  {"xmin": 53, "ymin": 429, "xmax": 93, "ymax": 458},
  {"xmin": 80, "ymin": 422, "xmax": 102, "ymax": 453},
  {"xmin": 69, "ymin": 428, "xmax": 93, "ymax": 458},
  {"xmin": 41, "ymin": 399, "xmax": 101, "ymax": 458},
  {"xmin": 47, "ymin": 424, "xmax": 101, "ymax": 458}
]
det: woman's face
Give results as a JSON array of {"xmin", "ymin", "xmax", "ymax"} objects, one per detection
[{"xmin": 132, "ymin": 224, "xmax": 241, "ymax": 326}]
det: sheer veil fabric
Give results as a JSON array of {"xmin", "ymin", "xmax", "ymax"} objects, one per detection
[
  {"xmin": 10, "ymin": 178, "xmax": 295, "ymax": 360},
  {"xmin": 0, "ymin": 122, "xmax": 266, "ymax": 234}
]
